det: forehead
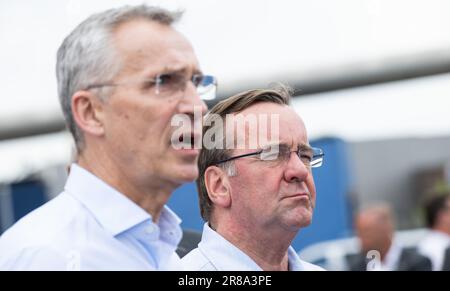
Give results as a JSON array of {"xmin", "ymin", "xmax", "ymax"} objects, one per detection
[
  {"xmin": 237, "ymin": 102, "xmax": 308, "ymax": 145},
  {"xmin": 112, "ymin": 19, "xmax": 200, "ymax": 76}
]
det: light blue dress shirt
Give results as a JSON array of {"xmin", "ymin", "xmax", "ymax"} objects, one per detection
[
  {"xmin": 0, "ymin": 164, "xmax": 183, "ymax": 270},
  {"xmin": 182, "ymin": 223, "xmax": 324, "ymax": 271}
]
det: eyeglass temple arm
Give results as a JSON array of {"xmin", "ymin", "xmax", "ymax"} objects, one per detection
[{"xmin": 214, "ymin": 151, "xmax": 262, "ymax": 165}]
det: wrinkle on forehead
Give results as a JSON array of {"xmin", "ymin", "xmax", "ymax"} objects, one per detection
[
  {"xmin": 111, "ymin": 19, "xmax": 199, "ymax": 78},
  {"xmin": 225, "ymin": 102, "xmax": 309, "ymax": 151}
]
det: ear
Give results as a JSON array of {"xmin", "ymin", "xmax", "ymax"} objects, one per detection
[
  {"xmin": 71, "ymin": 90, "xmax": 106, "ymax": 138},
  {"xmin": 204, "ymin": 166, "xmax": 232, "ymax": 209}
]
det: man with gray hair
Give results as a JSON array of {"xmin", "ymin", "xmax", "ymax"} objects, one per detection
[{"xmin": 0, "ymin": 5, "xmax": 216, "ymax": 270}]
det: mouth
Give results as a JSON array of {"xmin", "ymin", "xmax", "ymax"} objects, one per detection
[
  {"xmin": 176, "ymin": 132, "xmax": 202, "ymax": 149},
  {"xmin": 283, "ymin": 192, "xmax": 311, "ymax": 201},
  {"xmin": 280, "ymin": 188, "xmax": 315, "ymax": 210},
  {"xmin": 170, "ymin": 131, "xmax": 202, "ymax": 157}
]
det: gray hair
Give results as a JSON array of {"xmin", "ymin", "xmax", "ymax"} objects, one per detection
[
  {"xmin": 220, "ymin": 161, "xmax": 237, "ymax": 177},
  {"xmin": 56, "ymin": 5, "xmax": 182, "ymax": 151}
]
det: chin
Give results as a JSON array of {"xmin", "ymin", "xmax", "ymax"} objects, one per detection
[
  {"xmin": 298, "ymin": 216, "xmax": 312, "ymax": 228},
  {"xmin": 280, "ymin": 218, "xmax": 311, "ymax": 233},
  {"xmin": 160, "ymin": 154, "xmax": 200, "ymax": 182},
  {"xmin": 171, "ymin": 163, "xmax": 199, "ymax": 183},
  {"xmin": 288, "ymin": 208, "xmax": 313, "ymax": 228},
  {"xmin": 285, "ymin": 218, "xmax": 311, "ymax": 231}
]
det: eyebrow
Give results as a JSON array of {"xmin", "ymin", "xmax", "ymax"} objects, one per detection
[
  {"xmin": 262, "ymin": 142, "xmax": 311, "ymax": 151},
  {"xmin": 160, "ymin": 65, "xmax": 203, "ymax": 76},
  {"xmin": 260, "ymin": 142, "xmax": 287, "ymax": 150},
  {"xmin": 298, "ymin": 143, "xmax": 313, "ymax": 151}
]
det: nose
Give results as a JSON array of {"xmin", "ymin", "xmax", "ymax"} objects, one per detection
[
  {"xmin": 283, "ymin": 152, "xmax": 309, "ymax": 183},
  {"xmin": 178, "ymin": 81, "xmax": 208, "ymax": 116}
]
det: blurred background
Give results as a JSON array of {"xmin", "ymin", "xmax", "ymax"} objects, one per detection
[{"xmin": 1, "ymin": 0, "xmax": 450, "ymax": 270}]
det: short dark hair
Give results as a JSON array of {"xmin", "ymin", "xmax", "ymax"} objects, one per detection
[
  {"xmin": 196, "ymin": 86, "xmax": 292, "ymax": 222},
  {"xmin": 424, "ymin": 194, "xmax": 450, "ymax": 228}
]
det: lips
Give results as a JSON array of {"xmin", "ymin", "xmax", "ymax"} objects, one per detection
[
  {"xmin": 170, "ymin": 131, "xmax": 202, "ymax": 150},
  {"xmin": 285, "ymin": 193, "xmax": 309, "ymax": 199},
  {"xmin": 281, "ymin": 191, "xmax": 312, "ymax": 202}
]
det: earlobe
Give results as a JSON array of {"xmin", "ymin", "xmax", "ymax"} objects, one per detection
[
  {"xmin": 204, "ymin": 167, "xmax": 231, "ymax": 208},
  {"xmin": 72, "ymin": 90, "xmax": 105, "ymax": 137}
]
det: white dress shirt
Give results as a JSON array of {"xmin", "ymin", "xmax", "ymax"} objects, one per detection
[
  {"xmin": 0, "ymin": 164, "xmax": 183, "ymax": 270},
  {"xmin": 182, "ymin": 223, "xmax": 324, "ymax": 271},
  {"xmin": 381, "ymin": 243, "xmax": 402, "ymax": 271},
  {"xmin": 366, "ymin": 243, "xmax": 402, "ymax": 271},
  {"xmin": 417, "ymin": 230, "xmax": 450, "ymax": 271}
]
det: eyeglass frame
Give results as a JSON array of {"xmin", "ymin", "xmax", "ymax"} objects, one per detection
[
  {"xmin": 83, "ymin": 72, "xmax": 218, "ymax": 100},
  {"xmin": 214, "ymin": 144, "xmax": 324, "ymax": 169}
]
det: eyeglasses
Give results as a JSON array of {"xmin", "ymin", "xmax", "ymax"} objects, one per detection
[
  {"xmin": 85, "ymin": 73, "xmax": 218, "ymax": 100},
  {"xmin": 214, "ymin": 144, "xmax": 324, "ymax": 169}
]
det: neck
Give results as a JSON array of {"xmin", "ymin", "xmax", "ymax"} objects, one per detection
[
  {"xmin": 77, "ymin": 148, "xmax": 175, "ymax": 222},
  {"xmin": 215, "ymin": 220, "xmax": 295, "ymax": 271}
]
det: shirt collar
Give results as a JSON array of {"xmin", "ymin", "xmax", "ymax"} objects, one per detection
[
  {"xmin": 198, "ymin": 223, "xmax": 262, "ymax": 270},
  {"xmin": 64, "ymin": 163, "xmax": 181, "ymax": 236},
  {"xmin": 382, "ymin": 242, "xmax": 402, "ymax": 271},
  {"xmin": 198, "ymin": 223, "xmax": 304, "ymax": 271},
  {"xmin": 287, "ymin": 246, "xmax": 305, "ymax": 271}
]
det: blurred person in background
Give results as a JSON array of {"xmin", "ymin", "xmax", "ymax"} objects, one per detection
[
  {"xmin": 182, "ymin": 87, "xmax": 325, "ymax": 271},
  {"xmin": 0, "ymin": 4, "xmax": 216, "ymax": 270},
  {"xmin": 347, "ymin": 204, "xmax": 431, "ymax": 271},
  {"xmin": 417, "ymin": 194, "xmax": 450, "ymax": 271}
]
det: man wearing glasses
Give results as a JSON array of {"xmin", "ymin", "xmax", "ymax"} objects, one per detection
[
  {"xmin": 182, "ymin": 87, "xmax": 324, "ymax": 271},
  {"xmin": 0, "ymin": 5, "xmax": 216, "ymax": 270}
]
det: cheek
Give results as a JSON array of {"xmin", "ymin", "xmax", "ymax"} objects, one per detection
[
  {"xmin": 110, "ymin": 98, "xmax": 176, "ymax": 141},
  {"xmin": 107, "ymin": 99, "xmax": 142, "ymax": 129},
  {"xmin": 306, "ymin": 174, "xmax": 317, "ymax": 200},
  {"xmin": 146, "ymin": 100, "xmax": 180, "ymax": 136},
  {"xmin": 241, "ymin": 167, "xmax": 283, "ymax": 198}
]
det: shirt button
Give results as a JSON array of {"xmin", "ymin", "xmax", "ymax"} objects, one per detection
[{"xmin": 145, "ymin": 225, "xmax": 156, "ymax": 235}]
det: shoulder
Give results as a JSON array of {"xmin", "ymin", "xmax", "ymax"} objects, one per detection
[
  {"xmin": 181, "ymin": 247, "xmax": 217, "ymax": 271},
  {"xmin": 418, "ymin": 231, "xmax": 450, "ymax": 250},
  {"xmin": 301, "ymin": 260, "xmax": 326, "ymax": 271},
  {"xmin": 399, "ymin": 247, "xmax": 432, "ymax": 271},
  {"xmin": 0, "ymin": 192, "xmax": 102, "ymax": 269},
  {"xmin": 1, "ymin": 192, "xmax": 85, "ymax": 244},
  {"xmin": 0, "ymin": 245, "xmax": 69, "ymax": 270}
]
